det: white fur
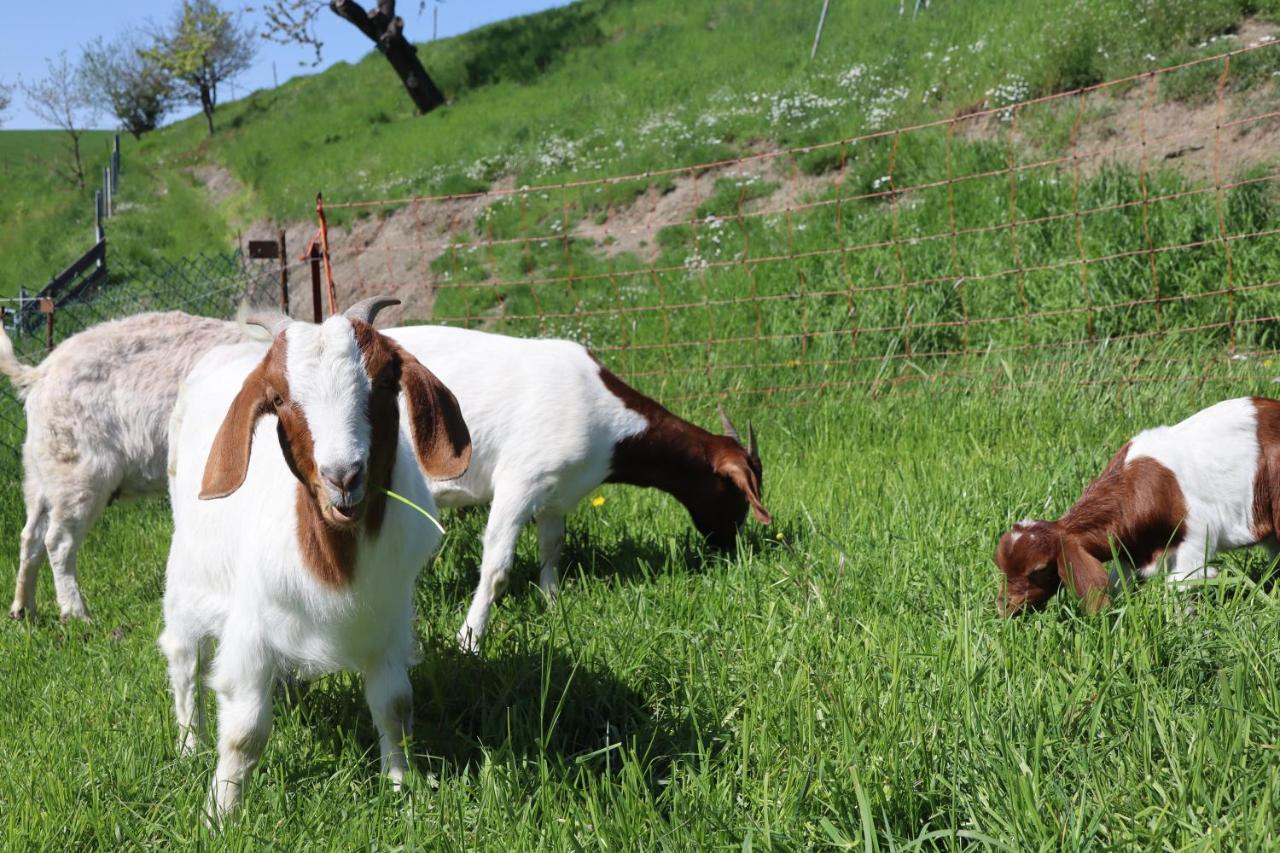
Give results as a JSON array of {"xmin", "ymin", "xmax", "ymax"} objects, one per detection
[
  {"xmin": 0, "ymin": 312, "xmax": 245, "ymax": 620},
  {"xmin": 384, "ymin": 325, "xmax": 647, "ymax": 651},
  {"xmin": 160, "ymin": 317, "xmax": 442, "ymax": 820},
  {"xmin": 1124, "ymin": 397, "xmax": 1260, "ymax": 582}
]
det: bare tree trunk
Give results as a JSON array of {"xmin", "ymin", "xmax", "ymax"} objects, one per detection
[
  {"xmin": 330, "ymin": 0, "xmax": 445, "ymax": 115},
  {"xmin": 200, "ymin": 85, "xmax": 215, "ymax": 136},
  {"xmin": 69, "ymin": 131, "xmax": 85, "ymax": 190}
]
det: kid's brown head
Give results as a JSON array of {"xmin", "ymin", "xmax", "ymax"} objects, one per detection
[{"xmin": 994, "ymin": 520, "xmax": 1110, "ymax": 616}]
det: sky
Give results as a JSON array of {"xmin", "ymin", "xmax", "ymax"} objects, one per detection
[{"xmin": 1, "ymin": 0, "xmax": 575, "ymax": 130}]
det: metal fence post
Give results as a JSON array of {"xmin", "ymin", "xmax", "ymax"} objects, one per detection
[
  {"xmin": 103, "ymin": 167, "xmax": 111, "ymax": 218},
  {"xmin": 277, "ymin": 229, "xmax": 289, "ymax": 315},
  {"xmin": 309, "ymin": 242, "xmax": 323, "ymax": 323},
  {"xmin": 112, "ymin": 135, "xmax": 120, "ymax": 190},
  {"xmin": 95, "ymin": 191, "xmax": 104, "ymax": 242}
]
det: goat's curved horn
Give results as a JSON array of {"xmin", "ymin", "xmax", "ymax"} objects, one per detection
[
  {"xmin": 748, "ymin": 422, "xmax": 759, "ymax": 460},
  {"xmin": 717, "ymin": 404, "xmax": 741, "ymax": 444},
  {"xmin": 243, "ymin": 311, "xmax": 290, "ymax": 337},
  {"xmin": 344, "ymin": 296, "xmax": 402, "ymax": 325}
]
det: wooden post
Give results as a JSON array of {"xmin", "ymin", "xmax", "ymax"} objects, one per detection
[
  {"xmin": 309, "ymin": 242, "xmax": 323, "ymax": 323},
  {"xmin": 277, "ymin": 229, "xmax": 290, "ymax": 315},
  {"xmin": 112, "ymin": 135, "xmax": 120, "ymax": 189},
  {"xmin": 95, "ymin": 191, "xmax": 104, "ymax": 241},
  {"xmin": 103, "ymin": 167, "xmax": 111, "ymax": 217},
  {"xmin": 37, "ymin": 298, "xmax": 54, "ymax": 353}
]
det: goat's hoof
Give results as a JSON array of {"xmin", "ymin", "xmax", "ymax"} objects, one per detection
[
  {"xmin": 456, "ymin": 629, "xmax": 482, "ymax": 656},
  {"xmin": 8, "ymin": 604, "xmax": 33, "ymax": 621},
  {"xmin": 58, "ymin": 606, "xmax": 91, "ymax": 624}
]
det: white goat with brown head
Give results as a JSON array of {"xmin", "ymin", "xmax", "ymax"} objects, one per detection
[
  {"xmin": 159, "ymin": 297, "xmax": 470, "ymax": 820},
  {"xmin": 384, "ymin": 325, "xmax": 771, "ymax": 652}
]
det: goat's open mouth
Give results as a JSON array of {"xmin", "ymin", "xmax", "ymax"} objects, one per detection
[{"xmin": 324, "ymin": 502, "xmax": 364, "ymax": 527}]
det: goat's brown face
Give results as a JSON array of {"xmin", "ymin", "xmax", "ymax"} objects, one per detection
[
  {"xmin": 697, "ymin": 427, "xmax": 770, "ymax": 551},
  {"xmin": 994, "ymin": 520, "xmax": 1063, "ymax": 616},
  {"xmin": 199, "ymin": 299, "xmax": 472, "ymax": 530}
]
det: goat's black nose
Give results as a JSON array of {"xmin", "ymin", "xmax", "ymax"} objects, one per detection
[{"xmin": 321, "ymin": 463, "xmax": 363, "ymax": 494}]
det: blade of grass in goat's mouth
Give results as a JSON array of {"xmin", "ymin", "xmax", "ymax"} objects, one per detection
[{"xmin": 380, "ymin": 487, "xmax": 446, "ymax": 535}]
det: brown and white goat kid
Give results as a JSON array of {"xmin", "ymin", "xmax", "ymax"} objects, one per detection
[
  {"xmin": 994, "ymin": 397, "xmax": 1280, "ymax": 616},
  {"xmin": 384, "ymin": 325, "xmax": 771, "ymax": 652},
  {"xmin": 160, "ymin": 298, "xmax": 470, "ymax": 820}
]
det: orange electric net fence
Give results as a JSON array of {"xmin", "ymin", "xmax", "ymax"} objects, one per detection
[{"xmin": 302, "ymin": 42, "xmax": 1280, "ymax": 405}]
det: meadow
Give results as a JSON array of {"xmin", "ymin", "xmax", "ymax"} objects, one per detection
[
  {"xmin": 4, "ymin": 0, "xmax": 1280, "ymax": 847},
  {"xmin": 2, "ymin": 350, "xmax": 1280, "ymax": 847}
]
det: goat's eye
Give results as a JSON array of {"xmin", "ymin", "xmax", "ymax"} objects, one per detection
[{"xmin": 272, "ymin": 394, "xmax": 285, "ymax": 408}]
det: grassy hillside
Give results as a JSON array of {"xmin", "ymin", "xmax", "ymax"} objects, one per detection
[{"xmin": 4, "ymin": 0, "xmax": 1280, "ymax": 296}]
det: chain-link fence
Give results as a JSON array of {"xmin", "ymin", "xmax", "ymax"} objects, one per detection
[{"xmin": 0, "ymin": 252, "xmax": 272, "ymax": 469}]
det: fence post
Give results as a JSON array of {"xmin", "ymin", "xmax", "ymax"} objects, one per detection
[
  {"xmin": 112, "ymin": 135, "xmax": 120, "ymax": 190},
  {"xmin": 103, "ymin": 167, "xmax": 111, "ymax": 218},
  {"xmin": 95, "ymin": 191, "xmax": 104, "ymax": 242},
  {"xmin": 37, "ymin": 298, "xmax": 54, "ymax": 353},
  {"xmin": 309, "ymin": 242, "xmax": 323, "ymax": 323},
  {"xmin": 277, "ymin": 229, "xmax": 289, "ymax": 315}
]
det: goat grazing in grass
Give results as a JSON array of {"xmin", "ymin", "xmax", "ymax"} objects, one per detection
[
  {"xmin": 159, "ymin": 298, "xmax": 470, "ymax": 819},
  {"xmin": 995, "ymin": 397, "xmax": 1280, "ymax": 616},
  {"xmin": 385, "ymin": 325, "xmax": 771, "ymax": 652},
  {"xmin": 0, "ymin": 312, "xmax": 246, "ymax": 621}
]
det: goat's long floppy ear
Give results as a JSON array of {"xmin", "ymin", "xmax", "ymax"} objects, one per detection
[
  {"xmin": 1058, "ymin": 538, "xmax": 1111, "ymax": 614},
  {"xmin": 200, "ymin": 365, "xmax": 272, "ymax": 500},
  {"xmin": 398, "ymin": 349, "xmax": 472, "ymax": 480},
  {"xmin": 719, "ymin": 458, "xmax": 772, "ymax": 525}
]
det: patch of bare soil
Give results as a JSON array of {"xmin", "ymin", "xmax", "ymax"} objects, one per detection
[
  {"xmin": 239, "ymin": 177, "xmax": 515, "ymax": 326},
  {"xmin": 572, "ymin": 146, "xmax": 834, "ymax": 260},
  {"xmin": 191, "ymin": 164, "xmax": 244, "ymax": 208},
  {"xmin": 958, "ymin": 19, "xmax": 1280, "ymax": 183}
]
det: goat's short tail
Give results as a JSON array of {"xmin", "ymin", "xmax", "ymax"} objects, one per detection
[{"xmin": 0, "ymin": 325, "xmax": 40, "ymax": 398}]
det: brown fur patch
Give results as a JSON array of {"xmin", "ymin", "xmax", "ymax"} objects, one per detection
[
  {"xmin": 1251, "ymin": 397, "xmax": 1280, "ymax": 542},
  {"xmin": 599, "ymin": 366, "xmax": 768, "ymax": 549},
  {"xmin": 995, "ymin": 443, "xmax": 1187, "ymax": 615}
]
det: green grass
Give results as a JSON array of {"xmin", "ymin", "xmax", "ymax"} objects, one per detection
[
  {"xmin": 2, "ymin": 350, "xmax": 1280, "ymax": 847},
  {"xmin": 4, "ymin": 1, "xmax": 1280, "ymax": 844}
]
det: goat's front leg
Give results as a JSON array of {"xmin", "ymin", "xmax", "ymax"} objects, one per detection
[
  {"xmin": 458, "ymin": 493, "xmax": 529, "ymax": 653},
  {"xmin": 536, "ymin": 513, "xmax": 566, "ymax": 602},
  {"xmin": 364, "ymin": 661, "xmax": 413, "ymax": 788},
  {"xmin": 207, "ymin": 638, "xmax": 274, "ymax": 822}
]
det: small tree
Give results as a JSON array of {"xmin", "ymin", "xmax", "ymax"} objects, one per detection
[
  {"xmin": 257, "ymin": 0, "xmax": 445, "ymax": 114},
  {"xmin": 147, "ymin": 0, "xmax": 254, "ymax": 136},
  {"xmin": 23, "ymin": 53, "xmax": 99, "ymax": 189},
  {"xmin": 0, "ymin": 80, "xmax": 12, "ymax": 126},
  {"xmin": 82, "ymin": 34, "xmax": 174, "ymax": 139}
]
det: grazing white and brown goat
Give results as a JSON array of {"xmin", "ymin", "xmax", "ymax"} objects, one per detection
[
  {"xmin": 0, "ymin": 312, "xmax": 246, "ymax": 621},
  {"xmin": 160, "ymin": 298, "xmax": 470, "ymax": 820},
  {"xmin": 385, "ymin": 325, "xmax": 771, "ymax": 652},
  {"xmin": 994, "ymin": 397, "xmax": 1280, "ymax": 616}
]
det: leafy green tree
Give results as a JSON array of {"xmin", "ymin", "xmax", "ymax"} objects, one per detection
[
  {"xmin": 81, "ymin": 33, "xmax": 174, "ymax": 139},
  {"xmin": 146, "ymin": 0, "xmax": 254, "ymax": 136}
]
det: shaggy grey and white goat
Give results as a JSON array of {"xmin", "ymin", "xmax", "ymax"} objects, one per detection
[{"xmin": 0, "ymin": 311, "xmax": 246, "ymax": 620}]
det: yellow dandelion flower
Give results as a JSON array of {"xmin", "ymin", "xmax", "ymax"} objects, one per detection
[
  {"xmin": 591, "ymin": 495, "xmax": 606, "ymax": 508},
  {"xmin": 775, "ymin": 531, "xmax": 785, "ymax": 540}
]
